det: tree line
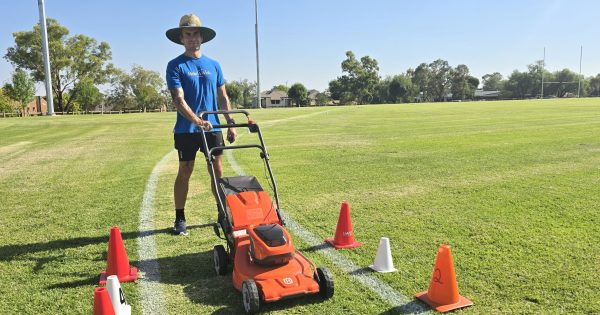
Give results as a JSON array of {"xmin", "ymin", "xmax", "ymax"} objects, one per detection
[
  {"xmin": 3, "ymin": 19, "xmax": 600, "ymax": 116},
  {"xmin": 328, "ymin": 51, "xmax": 600, "ymax": 105}
]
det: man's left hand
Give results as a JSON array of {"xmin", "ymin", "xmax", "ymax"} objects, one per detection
[{"xmin": 227, "ymin": 128, "xmax": 237, "ymax": 143}]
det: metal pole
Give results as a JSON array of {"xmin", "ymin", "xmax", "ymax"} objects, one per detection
[
  {"xmin": 38, "ymin": 0, "xmax": 54, "ymax": 115},
  {"xmin": 254, "ymin": 0, "xmax": 261, "ymax": 109},
  {"xmin": 541, "ymin": 47, "xmax": 545, "ymax": 99},
  {"xmin": 578, "ymin": 45, "xmax": 582, "ymax": 98}
]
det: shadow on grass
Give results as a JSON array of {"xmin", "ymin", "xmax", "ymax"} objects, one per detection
[
  {"xmin": 299, "ymin": 242, "xmax": 331, "ymax": 253},
  {"xmin": 377, "ymin": 301, "xmax": 431, "ymax": 314},
  {"xmin": 4, "ymin": 223, "xmax": 328, "ymax": 312},
  {"xmin": 0, "ymin": 224, "xmax": 214, "ymax": 263},
  {"xmin": 0, "ymin": 224, "xmax": 213, "ymax": 290},
  {"xmin": 155, "ymin": 248, "xmax": 327, "ymax": 313}
]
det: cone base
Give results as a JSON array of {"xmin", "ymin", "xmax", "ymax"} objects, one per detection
[
  {"xmin": 369, "ymin": 264, "xmax": 397, "ymax": 273},
  {"xmin": 325, "ymin": 238, "xmax": 361, "ymax": 249},
  {"xmin": 415, "ymin": 290, "xmax": 473, "ymax": 313},
  {"xmin": 99, "ymin": 267, "xmax": 138, "ymax": 285}
]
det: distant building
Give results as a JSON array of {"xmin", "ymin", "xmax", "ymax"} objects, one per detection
[
  {"xmin": 308, "ymin": 89, "xmax": 319, "ymax": 105},
  {"xmin": 253, "ymin": 89, "xmax": 291, "ymax": 108},
  {"xmin": 25, "ymin": 96, "xmax": 48, "ymax": 115},
  {"xmin": 252, "ymin": 88, "xmax": 321, "ymax": 107},
  {"xmin": 474, "ymin": 89, "xmax": 501, "ymax": 100}
]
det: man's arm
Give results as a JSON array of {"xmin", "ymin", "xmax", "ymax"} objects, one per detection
[
  {"xmin": 217, "ymin": 85, "xmax": 237, "ymax": 142},
  {"xmin": 170, "ymin": 88, "xmax": 212, "ymax": 130},
  {"xmin": 217, "ymin": 85, "xmax": 234, "ymax": 122}
]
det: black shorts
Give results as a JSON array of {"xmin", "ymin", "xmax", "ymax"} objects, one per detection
[{"xmin": 174, "ymin": 132, "xmax": 224, "ymax": 161}]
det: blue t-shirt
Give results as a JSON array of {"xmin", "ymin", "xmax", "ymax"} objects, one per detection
[{"xmin": 166, "ymin": 54, "xmax": 225, "ymax": 133}]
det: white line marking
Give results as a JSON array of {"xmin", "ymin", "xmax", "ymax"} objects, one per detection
[
  {"xmin": 226, "ymin": 110, "xmax": 430, "ymax": 313},
  {"xmin": 138, "ymin": 150, "xmax": 174, "ymax": 315}
]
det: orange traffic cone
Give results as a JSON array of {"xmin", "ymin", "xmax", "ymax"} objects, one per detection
[
  {"xmin": 99, "ymin": 226, "xmax": 138, "ymax": 285},
  {"xmin": 325, "ymin": 201, "xmax": 361, "ymax": 249},
  {"xmin": 93, "ymin": 287, "xmax": 116, "ymax": 315},
  {"xmin": 415, "ymin": 244, "xmax": 473, "ymax": 312}
]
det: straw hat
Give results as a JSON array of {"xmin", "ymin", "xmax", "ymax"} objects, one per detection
[{"xmin": 166, "ymin": 14, "xmax": 216, "ymax": 45}]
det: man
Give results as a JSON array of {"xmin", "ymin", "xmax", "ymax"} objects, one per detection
[{"xmin": 165, "ymin": 14, "xmax": 237, "ymax": 235}]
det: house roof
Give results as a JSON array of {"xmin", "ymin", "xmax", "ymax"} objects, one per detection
[{"xmin": 260, "ymin": 89, "xmax": 289, "ymax": 100}]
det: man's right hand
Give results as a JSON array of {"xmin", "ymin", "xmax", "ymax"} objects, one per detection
[{"xmin": 195, "ymin": 118, "xmax": 213, "ymax": 131}]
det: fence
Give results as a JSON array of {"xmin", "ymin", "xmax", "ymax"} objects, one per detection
[{"xmin": 1, "ymin": 108, "xmax": 173, "ymax": 118}]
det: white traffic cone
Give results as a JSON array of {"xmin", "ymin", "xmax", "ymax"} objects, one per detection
[
  {"xmin": 106, "ymin": 275, "xmax": 132, "ymax": 315},
  {"xmin": 369, "ymin": 237, "xmax": 397, "ymax": 273}
]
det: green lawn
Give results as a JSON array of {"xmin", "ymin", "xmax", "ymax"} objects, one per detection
[{"xmin": 1, "ymin": 99, "xmax": 599, "ymax": 314}]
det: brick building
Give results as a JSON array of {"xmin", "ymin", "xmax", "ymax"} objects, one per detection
[{"xmin": 25, "ymin": 96, "xmax": 48, "ymax": 115}]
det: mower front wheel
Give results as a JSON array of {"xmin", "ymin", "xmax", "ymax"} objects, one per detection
[
  {"xmin": 315, "ymin": 267, "xmax": 334, "ymax": 299},
  {"xmin": 242, "ymin": 279, "xmax": 260, "ymax": 314},
  {"xmin": 213, "ymin": 245, "xmax": 228, "ymax": 276}
]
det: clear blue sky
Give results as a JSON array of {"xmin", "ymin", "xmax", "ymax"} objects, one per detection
[{"xmin": 1, "ymin": 0, "xmax": 599, "ymax": 93}]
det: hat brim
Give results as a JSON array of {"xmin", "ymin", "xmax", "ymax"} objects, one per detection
[{"xmin": 166, "ymin": 26, "xmax": 216, "ymax": 45}]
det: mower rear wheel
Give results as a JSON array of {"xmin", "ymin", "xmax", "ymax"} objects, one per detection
[
  {"xmin": 213, "ymin": 245, "xmax": 228, "ymax": 276},
  {"xmin": 315, "ymin": 267, "xmax": 334, "ymax": 299},
  {"xmin": 242, "ymin": 279, "xmax": 260, "ymax": 314}
]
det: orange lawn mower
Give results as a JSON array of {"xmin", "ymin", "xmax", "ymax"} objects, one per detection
[{"xmin": 200, "ymin": 110, "xmax": 334, "ymax": 314}]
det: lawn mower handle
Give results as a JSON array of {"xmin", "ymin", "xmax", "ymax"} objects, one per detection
[
  {"xmin": 199, "ymin": 109, "xmax": 250, "ymax": 117},
  {"xmin": 198, "ymin": 111, "xmax": 284, "ymax": 228}
]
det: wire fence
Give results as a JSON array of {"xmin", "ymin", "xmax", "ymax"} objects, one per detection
[{"xmin": 1, "ymin": 108, "xmax": 173, "ymax": 118}]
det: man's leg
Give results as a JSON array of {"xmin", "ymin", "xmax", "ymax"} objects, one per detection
[
  {"xmin": 175, "ymin": 160, "xmax": 195, "ymax": 209},
  {"xmin": 207, "ymin": 154, "xmax": 224, "ymax": 199},
  {"xmin": 173, "ymin": 160, "xmax": 195, "ymax": 235}
]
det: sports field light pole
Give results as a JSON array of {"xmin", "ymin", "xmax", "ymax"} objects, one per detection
[
  {"xmin": 578, "ymin": 45, "xmax": 582, "ymax": 98},
  {"xmin": 541, "ymin": 47, "xmax": 545, "ymax": 99},
  {"xmin": 254, "ymin": 0, "xmax": 262, "ymax": 109},
  {"xmin": 38, "ymin": 0, "xmax": 54, "ymax": 115}
]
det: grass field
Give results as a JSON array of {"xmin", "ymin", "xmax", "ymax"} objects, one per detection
[{"xmin": 1, "ymin": 98, "xmax": 599, "ymax": 314}]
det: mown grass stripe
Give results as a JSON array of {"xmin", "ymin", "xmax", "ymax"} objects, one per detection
[{"xmin": 138, "ymin": 150, "xmax": 174, "ymax": 315}]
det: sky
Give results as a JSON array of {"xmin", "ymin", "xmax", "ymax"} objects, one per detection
[{"xmin": 1, "ymin": 0, "xmax": 599, "ymax": 94}]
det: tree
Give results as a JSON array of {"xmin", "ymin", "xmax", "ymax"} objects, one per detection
[
  {"xmin": 105, "ymin": 65, "xmax": 166, "ymax": 111},
  {"xmin": 329, "ymin": 51, "xmax": 380, "ymax": 104},
  {"xmin": 272, "ymin": 84, "xmax": 288, "ymax": 93},
  {"xmin": 129, "ymin": 65, "xmax": 165, "ymax": 111},
  {"xmin": 389, "ymin": 74, "xmax": 415, "ymax": 103},
  {"xmin": 589, "ymin": 74, "xmax": 600, "ymax": 97},
  {"xmin": 225, "ymin": 81, "xmax": 243, "ymax": 108},
  {"xmin": 3, "ymin": 69, "xmax": 35, "ymax": 116},
  {"xmin": 467, "ymin": 76, "xmax": 480, "ymax": 94},
  {"xmin": 374, "ymin": 77, "xmax": 391, "ymax": 104},
  {"xmin": 5, "ymin": 18, "xmax": 114, "ymax": 112},
  {"xmin": 328, "ymin": 79, "xmax": 344, "ymax": 103},
  {"xmin": 71, "ymin": 78, "xmax": 102, "ymax": 112},
  {"xmin": 105, "ymin": 69, "xmax": 135, "ymax": 110},
  {"xmin": 504, "ymin": 70, "xmax": 530, "ymax": 99},
  {"xmin": 315, "ymin": 92, "xmax": 330, "ymax": 106},
  {"xmin": 411, "ymin": 63, "xmax": 431, "ymax": 101},
  {"xmin": 503, "ymin": 61, "xmax": 545, "ymax": 99},
  {"xmin": 544, "ymin": 68, "xmax": 580, "ymax": 97},
  {"xmin": 527, "ymin": 60, "xmax": 544, "ymax": 97},
  {"xmin": 0, "ymin": 88, "xmax": 16, "ymax": 115},
  {"xmin": 450, "ymin": 64, "xmax": 471, "ymax": 100},
  {"xmin": 226, "ymin": 79, "xmax": 256, "ymax": 108},
  {"xmin": 428, "ymin": 59, "xmax": 452, "ymax": 101},
  {"xmin": 287, "ymin": 83, "xmax": 308, "ymax": 107},
  {"xmin": 482, "ymin": 72, "xmax": 503, "ymax": 91}
]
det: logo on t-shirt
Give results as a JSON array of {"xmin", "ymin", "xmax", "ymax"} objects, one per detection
[{"xmin": 187, "ymin": 69, "xmax": 212, "ymax": 78}]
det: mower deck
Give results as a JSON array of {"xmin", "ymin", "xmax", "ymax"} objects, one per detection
[{"xmin": 232, "ymin": 235, "xmax": 320, "ymax": 302}]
